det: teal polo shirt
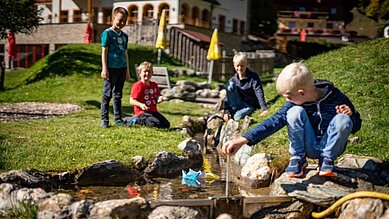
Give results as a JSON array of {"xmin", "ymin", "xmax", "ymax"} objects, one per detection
[{"xmin": 101, "ymin": 27, "xmax": 128, "ymax": 68}]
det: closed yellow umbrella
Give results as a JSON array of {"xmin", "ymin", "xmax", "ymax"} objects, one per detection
[
  {"xmin": 155, "ymin": 10, "xmax": 168, "ymax": 49},
  {"xmin": 155, "ymin": 9, "xmax": 168, "ymax": 65},
  {"xmin": 207, "ymin": 29, "xmax": 221, "ymax": 85},
  {"xmin": 207, "ymin": 28, "xmax": 221, "ymax": 60}
]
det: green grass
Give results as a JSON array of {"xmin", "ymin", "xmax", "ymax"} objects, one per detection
[{"xmin": 0, "ymin": 39, "xmax": 388, "ymax": 172}]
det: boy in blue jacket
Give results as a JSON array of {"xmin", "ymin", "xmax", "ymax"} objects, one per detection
[
  {"xmin": 222, "ymin": 62, "xmax": 362, "ymax": 177},
  {"xmin": 223, "ymin": 52, "xmax": 268, "ymax": 122}
]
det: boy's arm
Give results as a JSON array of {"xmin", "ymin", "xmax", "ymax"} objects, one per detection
[
  {"xmin": 130, "ymin": 97, "xmax": 149, "ymax": 111},
  {"xmin": 125, "ymin": 51, "xmax": 130, "ymax": 81},
  {"xmin": 253, "ymin": 77, "xmax": 268, "ymax": 112},
  {"xmin": 242, "ymin": 102, "xmax": 291, "ymax": 145},
  {"xmin": 101, "ymin": 47, "xmax": 108, "ymax": 79}
]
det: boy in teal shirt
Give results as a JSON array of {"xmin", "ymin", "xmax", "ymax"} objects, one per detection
[{"xmin": 100, "ymin": 7, "xmax": 130, "ymax": 128}]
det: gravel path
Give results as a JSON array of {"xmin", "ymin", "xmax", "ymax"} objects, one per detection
[{"xmin": 0, "ymin": 102, "xmax": 83, "ymax": 122}]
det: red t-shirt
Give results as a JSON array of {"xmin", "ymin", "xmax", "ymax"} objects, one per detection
[{"xmin": 130, "ymin": 81, "xmax": 160, "ymax": 116}]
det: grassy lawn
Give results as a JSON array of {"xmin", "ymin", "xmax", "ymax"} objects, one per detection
[{"xmin": 0, "ymin": 39, "xmax": 388, "ymax": 172}]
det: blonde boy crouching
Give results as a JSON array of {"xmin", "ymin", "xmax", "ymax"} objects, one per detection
[{"xmin": 222, "ymin": 62, "xmax": 362, "ymax": 178}]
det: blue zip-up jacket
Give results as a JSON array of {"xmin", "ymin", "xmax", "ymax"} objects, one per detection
[
  {"xmin": 242, "ymin": 80, "xmax": 362, "ymax": 145},
  {"xmin": 224, "ymin": 69, "xmax": 268, "ymax": 114}
]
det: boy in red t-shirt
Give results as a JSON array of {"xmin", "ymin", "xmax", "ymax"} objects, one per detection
[{"xmin": 127, "ymin": 61, "xmax": 170, "ymax": 128}]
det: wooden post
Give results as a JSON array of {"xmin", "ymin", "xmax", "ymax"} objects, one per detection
[{"xmin": 88, "ymin": 0, "xmax": 92, "ymax": 22}]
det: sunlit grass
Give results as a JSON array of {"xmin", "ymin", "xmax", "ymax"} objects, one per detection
[{"xmin": 0, "ymin": 39, "xmax": 388, "ymax": 172}]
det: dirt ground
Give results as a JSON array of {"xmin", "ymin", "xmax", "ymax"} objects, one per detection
[{"xmin": 0, "ymin": 102, "xmax": 83, "ymax": 122}]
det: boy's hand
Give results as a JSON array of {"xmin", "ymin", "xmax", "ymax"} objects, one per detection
[
  {"xmin": 336, "ymin": 104, "xmax": 352, "ymax": 116},
  {"xmin": 260, "ymin": 110, "xmax": 268, "ymax": 117},
  {"xmin": 125, "ymin": 69, "xmax": 130, "ymax": 81},
  {"xmin": 101, "ymin": 69, "xmax": 108, "ymax": 79},
  {"xmin": 223, "ymin": 113, "xmax": 231, "ymax": 122},
  {"xmin": 139, "ymin": 103, "xmax": 149, "ymax": 111},
  {"xmin": 157, "ymin": 96, "xmax": 164, "ymax": 103},
  {"xmin": 222, "ymin": 136, "xmax": 249, "ymax": 155}
]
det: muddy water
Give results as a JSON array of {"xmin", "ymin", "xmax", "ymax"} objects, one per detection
[{"xmin": 61, "ymin": 152, "xmax": 270, "ymax": 202}]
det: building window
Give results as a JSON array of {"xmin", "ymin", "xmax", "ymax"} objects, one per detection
[
  {"xmin": 299, "ymin": 7, "xmax": 305, "ymax": 12},
  {"xmin": 180, "ymin": 3, "xmax": 190, "ymax": 24},
  {"xmin": 192, "ymin": 7, "xmax": 200, "ymax": 26},
  {"xmin": 158, "ymin": 3, "xmax": 169, "ymax": 20},
  {"xmin": 288, "ymin": 21, "xmax": 296, "ymax": 28},
  {"xmin": 307, "ymin": 22, "xmax": 314, "ymax": 28},
  {"xmin": 73, "ymin": 10, "xmax": 81, "ymax": 22},
  {"xmin": 326, "ymin": 23, "xmax": 333, "ymax": 28},
  {"xmin": 102, "ymin": 8, "xmax": 112, "ymax": 24},
  {"xmin": 60, "ymin": 10, "xmax": 68, "ymax": 23},
  {"xmin": 143, "ymin": 4, "xmax": 154, "ymax": 19},
  {"xmin": 219, "ymin": 15, "xmax": 225, "ymax": 32},
  {"xmin": 128, "ymin": 5, "xmax": 138, "ymax": 24},
  {"xmin": 240, "ymin": 21, "xmax": 245, "ymax": 35},
  {"xmin": 233, "ymin": 19, "xmax": 238, "ymax": 34},
  {"xmin": 330, "ymin": 8, "xmax": 337, "ymax": 14}
]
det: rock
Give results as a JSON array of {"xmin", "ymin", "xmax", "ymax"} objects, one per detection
[
  {"xmin": 176, "ymin": 80, "xmax": 199, "ymax": 90},
  {"xmin": 250, "ymin": 200, "xmax": 314, "ymax": 219},
  {"xmin": 70, "ymin": 199, "xmax": 94, "ymax": 219},
  {"xmin": 209, "ymin": 90, "xmax": 220, "ymax": 98},
  {"xmin": 148, "ymin": 206, "xmax": 208, "ymax": 219},
  {"xmin": 0, "ymin": 169, "xmax": 54, "ymax": 191},
  {"xmin": 11, "ymin": 187, "xmax": 50, "ymax": 207},
  {"xmin": 75, "ymin": 160, "xmax": 141, "ymax": 186},
  {"xmin": 37, "ymin": 193, "xmax": 74, "ymax": 218},
  {"xmin": 178, "ymin": 139, "xmax": 202, "ymax": 157},
  {"xmin": 339, "ymin": 198, "xmax": 385, "ymax": 219},
  {"xmin": 239, "ymin": 153, "xmax": 271, "ymax": 188},
  {"xmin": 144, "ymin": 151, "xmax": 192, "ymax": 178},
  {"xmin": 132, "ymin": 156, "xmax": 148, "ymax": 171},
  {"xmin": 0, "ymin": 183, "xmax": 15, "ymax": 210},
  {"xmin": 89, "ymin": 198, "xmax": 147, "ymax": 219}
]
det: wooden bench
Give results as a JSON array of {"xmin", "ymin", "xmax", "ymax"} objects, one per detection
[{"xmin": 135, "ymin": 65, "xmax": 172, "ymax": 89}]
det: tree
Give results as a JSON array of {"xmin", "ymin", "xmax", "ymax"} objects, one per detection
[
  {"xmin": 250, "ymin": 0, "xmax": 278, "ymax": 37},
  {"xmin": 356, "ymin": 0, "xmax": 389, "ymax": 21},
  {"xmin": 0, "ymin": 0, "xmax": 42, "ymax": 39}
]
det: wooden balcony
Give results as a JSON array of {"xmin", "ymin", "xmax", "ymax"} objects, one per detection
[{"xmin": 278, "ymin": 10, "xmax": 329, "ymax": 19}]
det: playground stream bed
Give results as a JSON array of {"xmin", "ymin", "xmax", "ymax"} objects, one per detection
[{"xmin": 56, "ymin": 152, "xmax": 270, "ymax": 203}]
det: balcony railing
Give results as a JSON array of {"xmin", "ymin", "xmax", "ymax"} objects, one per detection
[
  {"xmin": 278, "ymin": 10, "xmax": 329, "ymax": 19},
  {"xmin": 277, "ymin": 27, "xmax": 356, "ymax": 36}
]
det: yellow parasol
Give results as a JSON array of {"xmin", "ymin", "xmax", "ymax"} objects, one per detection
[
  {"xmin": 155, "ymin": 10, "xmax": 168, "ymax": 49},
  {"xmin": 207, "ymin": 29, "xmax": 221, "ymax": 85},
  {"xmin": 207, "ymin": 28, "xmax": 221, "ymax": 60}
]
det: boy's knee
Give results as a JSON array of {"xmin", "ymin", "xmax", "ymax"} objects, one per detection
[
  {"xmin": 332, "ymin": 114, "xmax": 353, "ymax": 132},
  {"xmin": 287, "ymin": 106, "xmax": 305, "ymax": 123},
  {"xmin": 233, "ymin": 107, "xmax": 254, "ymax": 120}
]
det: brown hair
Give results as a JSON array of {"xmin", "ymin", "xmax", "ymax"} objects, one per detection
[{"xmin": 112, "ymin": 7, "xmax": 129, "ymax": 17}]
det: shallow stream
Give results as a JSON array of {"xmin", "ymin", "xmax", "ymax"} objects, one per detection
[{"xmin": 59, "ymin": 151, "xmax": 270, "ymax": 202}]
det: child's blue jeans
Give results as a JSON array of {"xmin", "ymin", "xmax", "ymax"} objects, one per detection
[
  {"xmin": 226, "ymin": 81, "xmax": 255, "ymax": 120},
  {"xmin": 286, "ymin": 106, "xmax": 353, "ymax": 160},
  {"xmin": 100, "ymin": 68, "xmax": 126, "ymax": 122}
]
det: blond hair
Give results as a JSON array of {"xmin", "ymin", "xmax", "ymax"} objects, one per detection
[
  {"xmin": 233, "ymin": 52, "xmax": 248, "ymax": 65},
  {"xmin": 276, "ymin": 62, "xmax": 314, "ymax": 94},
  {"xmin": 138, "ymin": 61, "xmax": 153, "ymax": 73}
]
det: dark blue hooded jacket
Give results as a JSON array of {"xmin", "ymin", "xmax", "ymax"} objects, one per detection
[{"xmin": 242, "ymin": 80, "xmax": 362, "ymax": 145}]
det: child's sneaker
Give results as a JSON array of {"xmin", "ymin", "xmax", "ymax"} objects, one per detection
[
  {"xmin": 114, "ymin": 119, "xmax": 126, "ymax": 127},
  {"xmin": 100, "ymin": 121, "xmax": 109, "ymax": 128},
  {"xmin": 319, "ymin": 157, "xmax": 337, "ymax": 177},
  {"xmin": 286, "ymin": 158, "xmax": 308, "ymax": 178}
]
